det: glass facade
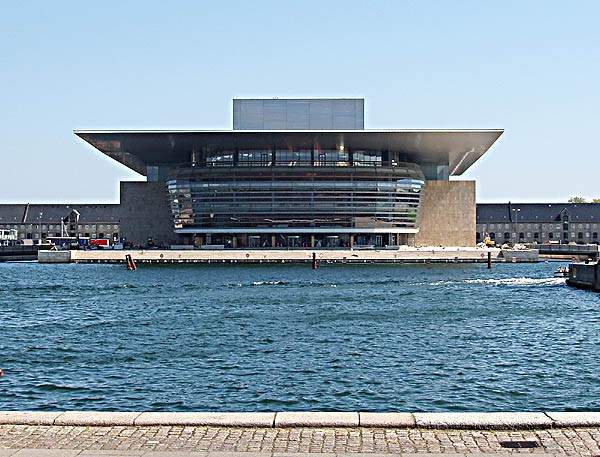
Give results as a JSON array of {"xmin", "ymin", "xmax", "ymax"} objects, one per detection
[{"xmin": 167, "ymin": 148, "xmax": 424, "ymax": 234}]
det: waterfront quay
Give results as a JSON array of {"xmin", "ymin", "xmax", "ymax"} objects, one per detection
[
  {"xmin": 3, "ymin": 412, "xmax": 600, "ymax": 455},
  {"xmin": 37, "ymin": 247, "xmax": 539, "ymax": 265}
]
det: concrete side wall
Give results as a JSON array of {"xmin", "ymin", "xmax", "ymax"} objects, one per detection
[
  {"xmin": 415, "ymin": 180, "xmax": 476, "ymax": 247},
  {"xmin": 118, "ymin": 182, "xmax": 179, "ymax": 246}
]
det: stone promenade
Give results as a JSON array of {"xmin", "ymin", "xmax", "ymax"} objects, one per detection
[{"xmin": 1, "ymin": 424, "xmax": 600, "ymax": 456}]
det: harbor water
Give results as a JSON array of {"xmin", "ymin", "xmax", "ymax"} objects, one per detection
[{"xmin": 1, "ymin": 261, "xmax": 600, "ymax": 412}]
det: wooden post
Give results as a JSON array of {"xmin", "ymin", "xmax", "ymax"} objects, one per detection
[
  {"xmin": 125, "ymin": 254, "xmax": 137, "ymax": 271},
  {"xmin": 487, "ymin": 251, "xmax": 492, "ymax": 269},
  {"xmin": 312, "ymin": 252, "xmax": 318, "ymax": 270}
]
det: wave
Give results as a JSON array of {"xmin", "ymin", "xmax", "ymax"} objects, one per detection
[
  {"xmin": 426, "ymin": 277, "xmax": 565, "ymax": 287},
  {"xmin": 463, "ymin": 277, "xmax": 565, "ymax": 286},
  {"xmin": 252, "ymin": 280, "xmax": 287, "ymax": 286}
]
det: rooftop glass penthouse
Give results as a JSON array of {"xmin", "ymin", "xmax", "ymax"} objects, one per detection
[{"xmin": 75, "ymin": 98, "xmax": 502, "ymax": 248}]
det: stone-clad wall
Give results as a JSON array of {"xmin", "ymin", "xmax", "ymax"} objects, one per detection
[
  {"xmin": 415, "ymin": 180, "xmax": 476, "ymax": 247},
  {"xmin": 118, "ymin": 182, "xmax": 179, "ymax": 246}
]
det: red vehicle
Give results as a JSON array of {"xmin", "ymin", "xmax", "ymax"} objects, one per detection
[{"xmin": 90, "ymin": 238, "xmax": 110, "ymax": 248}]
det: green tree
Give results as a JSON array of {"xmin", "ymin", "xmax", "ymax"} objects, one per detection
[
  {"xmin": 593, "ymin": 198, "xmax": 600, "ymax": 203},
  {"xmin": 568, "ymin": 196, "xmax": 587, "ymax": 203}
]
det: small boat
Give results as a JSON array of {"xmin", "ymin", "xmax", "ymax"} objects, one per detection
[{"xmin": 554, "ymin": 267, "xmax": 569, "ymax": 278}]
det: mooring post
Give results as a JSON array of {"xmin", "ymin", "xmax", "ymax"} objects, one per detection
[
  {"xmin": 312, "ymin": 252, "xmax": 318, "ymax": 270},
  {"xmin": 125, "ymin": 254, "xmax": 137, "ymax": 271},
  {"xmin": 487, "ymin": 251, "xmax": 492, "ymax": 269}
]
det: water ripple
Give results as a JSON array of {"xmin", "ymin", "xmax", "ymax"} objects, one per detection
[{"xmin": 1, "ymin": 261, "xmax": 599, "ymax": 412}]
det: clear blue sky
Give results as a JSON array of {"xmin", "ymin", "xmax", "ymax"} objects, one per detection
[{"xmin": 1, "ymin": 1, "xmax": 599, "ymax": 203}]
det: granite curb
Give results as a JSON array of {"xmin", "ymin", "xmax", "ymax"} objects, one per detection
[{"xmin": 2, "ymin": 411, "xmax": 600, "ymax": 429}]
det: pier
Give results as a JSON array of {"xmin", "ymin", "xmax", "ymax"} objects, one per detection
[{"xmin": 37, "ymin": 247, "xmax": 539, "ymax": 265}]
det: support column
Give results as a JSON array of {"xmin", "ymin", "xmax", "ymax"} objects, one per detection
[
  {"xmin": 310, "ymin": 235, "xmax": 315, "ymax": 248},
  {"xmin": 271, "ymin": 235, "xmax": 276, "ymax": 248},
  {"xmin": 232, "ymin": 236, "xmax": 238, "ymax": 248},
  {"xmin": 349, "ymin": 235, "xmax": 354, "ymax": 248}
]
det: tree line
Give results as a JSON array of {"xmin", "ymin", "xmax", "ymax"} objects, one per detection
[{"xmin": 568, "ymin": 197, "xmax": 600, "ymax": 203}]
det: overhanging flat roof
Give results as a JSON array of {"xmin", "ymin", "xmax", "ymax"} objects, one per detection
[{"xmin": 74, "ymin": 129, "xmax": 503, "ymax": 176}]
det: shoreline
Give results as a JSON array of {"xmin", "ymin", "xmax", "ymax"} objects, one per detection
[
  {"xmin": 37, "ymin": 247, "xmax": 540, "ymax": 265},
  {"xmin": 2, "ymin": 411, "xmax": 599, "ymax": 429}
]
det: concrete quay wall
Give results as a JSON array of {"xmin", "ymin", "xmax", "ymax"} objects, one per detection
[
  {"xmin": 2, "ymin": 411, "xmax": 600, "ymax": 429},
  {"xmin": 37, "ymin": 247, "xmax": 513, "ymax": 264}
]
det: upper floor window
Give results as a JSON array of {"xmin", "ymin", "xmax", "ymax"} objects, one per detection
[
  {"xmin": 353, "ymin": 150, "xmax": 382, "ymax": 166},
  {"xmin": 315, "ymin": 149, "xmax": 349, "ymax": 166},
  {"xmin": 206, "ymin": 151, "xmax": 234, "ymax": 166},
  {"xmin": 239, "ymin": 150, "xmax": 272, "ymax": 166},
  {"xmin": 275, "ymin": 149, "xmax": 311, "ymax": 166}
]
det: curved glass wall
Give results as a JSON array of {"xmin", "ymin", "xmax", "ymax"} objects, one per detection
[{"xmin": 167, "ymin": 158, "xmax": 425, "ymax": 231}]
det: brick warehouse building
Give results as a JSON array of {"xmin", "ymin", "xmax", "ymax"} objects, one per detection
[{"xmin": 476, "ymin": 203, "xmax": 600, "ymax": 245}]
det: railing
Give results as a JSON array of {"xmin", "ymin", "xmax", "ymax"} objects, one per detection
[{"xmin": 536, "ymin": 243, "xmax": 599, "ymax": 256}]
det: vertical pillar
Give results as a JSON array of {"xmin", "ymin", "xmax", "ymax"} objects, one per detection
[
  {"xmin": 232, "ymin": 236, "xmax": 237, "ymax": 248},
  {"xmin": 349, "ymin": 235, "xmax": 354, "ymax": 248},
  {"xmin": 310, "ymin": 235, "xmax": 315, "ymax": 248},
  {"xmin": 271, "ymin": 235, "xmax": 276, "ymax": 248}
]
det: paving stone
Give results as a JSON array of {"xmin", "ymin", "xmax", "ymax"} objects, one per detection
[
  {"xmin": 144, "ymin": 453, "xmax": 208, "ymax": 457},
  {"xmin": 272, "ymin": 453, "xmax": 335, "ymax": 457},
  {"xmin": 274, "ymin": 412, "xmax": 359, "ymax": 427},
  {"xmin": 206, "ymin": 453, "xmax": 272, "ymax": 457},
  {"xmin": 55, "ymin": 413, "xmax": 142, "ymax": 427},
  {"xmin": 79, "ymin": 451, "xmax": 147, "ymax": 456},
  {"xmin": 359, "ymin": 413, "xmax": 415, "ymax": 428},
  {"xmin": 1, "ymin": 424, "xmax": 600, "ymax": 455},
  {"xmin": 12, "ymin": 450, "xmax": 80, "ymax": 457},
  {"xmin": 413, "ymin": 412, "xmax": 553, "ymax": 429},
  {"xmin": 0, "ymin": 413, "xmax": 62, "ymax": 426},
  {"xmin": 134, "ymin": 414, "xmax": 274, "ymax": 427}
]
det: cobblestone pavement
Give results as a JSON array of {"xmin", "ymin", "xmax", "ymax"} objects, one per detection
[{"xmin": 1, "ymin": 425, "xmax": 600, "ymax": 455}]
